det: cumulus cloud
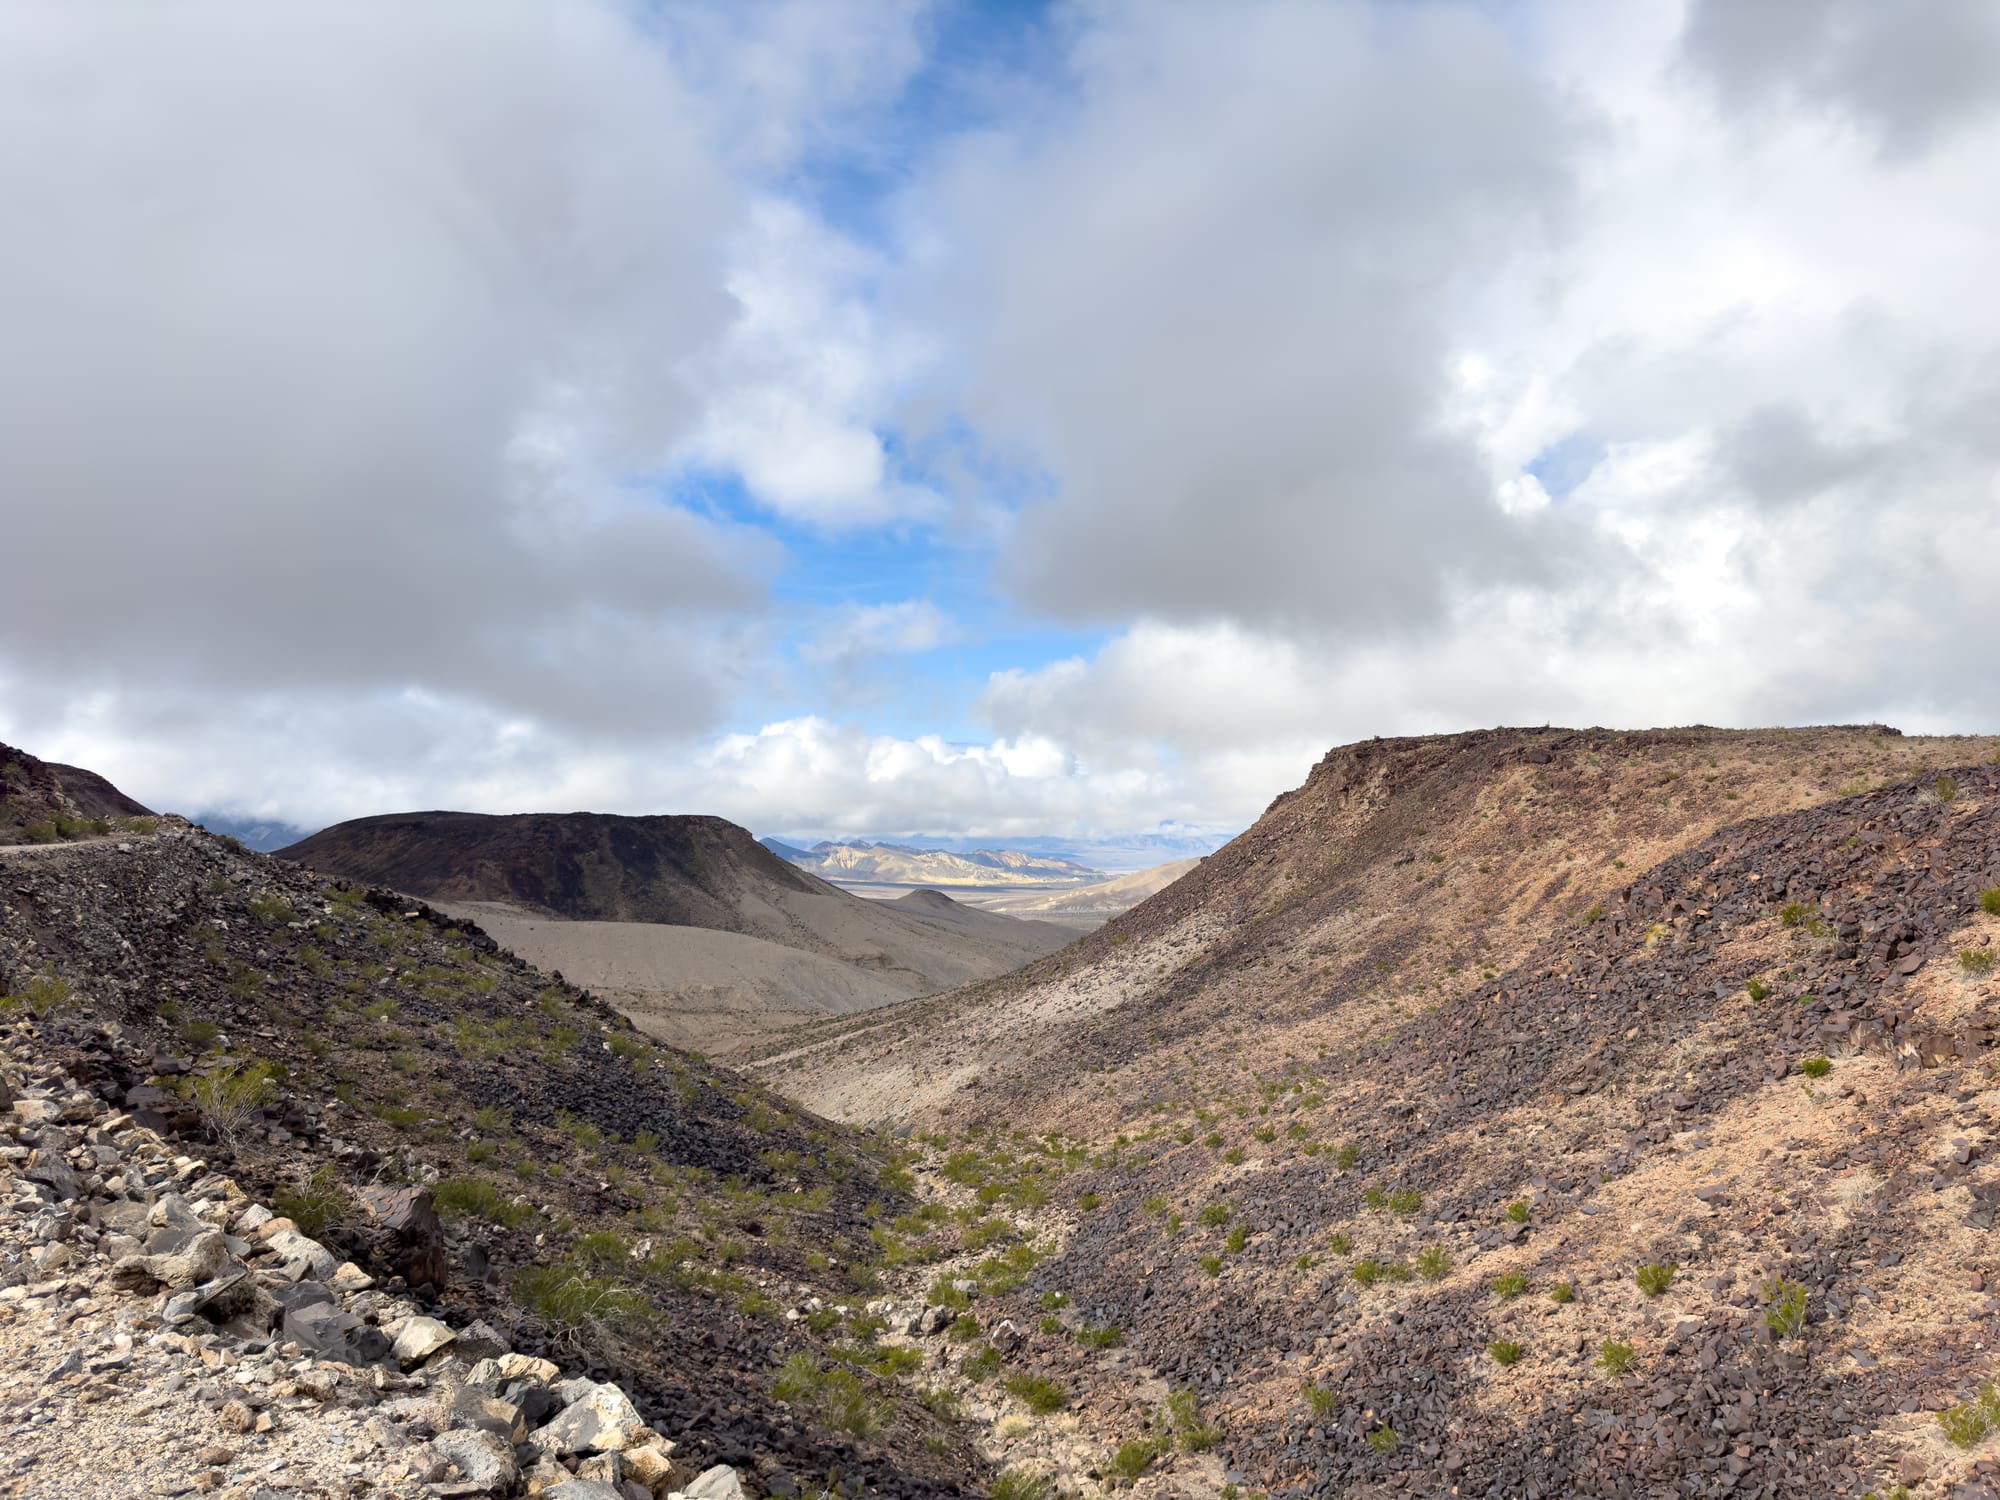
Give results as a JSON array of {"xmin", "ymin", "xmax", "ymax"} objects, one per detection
[
  {"xmin": 909, "ymin": 0, "xmax": 1580, "ymax": 631},
  {"xmin": 0, "ymin": 0, "xmax": 771, "ymax": 737}
]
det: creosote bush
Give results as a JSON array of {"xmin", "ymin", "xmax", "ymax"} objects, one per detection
[
  {"xmin": 1636, "ymin": 1261, "xmax": 1678, "ymax": 1297},
  {"xmin": 1167, "ymin": 1387, "xmax": 1220, "ymax": 1451},
  {"xmin": 1763, "ymin": 1276, "xmax": 1808, "ymax": 1338},
  {"xmin": 1106, "ymin": 1438, "xmax": 1164, "ymax": 1481},
  {"xmin": 514, "ymin": 1264, "xmax": 649, "ymax": 1352},
  {"xmin": 989, "ymin": 1472, "xmax": 1056, "ymax": 1500},
  {"xmin": 1599, "ymin": 1339, "xmax": 1637, "ymax": 1376},
  {"xmin": 273, "ymin": 1165, "xmax": 353, "ymax": 1239},
  {"xmin": 1939, "ymin": 1384, "xmax": 2000, "ymax": 1450},
  {"xmin": 433, "ymin": 1176, "xmax": 536, "ymax": 1229},
  {"xmin": 1004, "ymin": 1372, "xmax": 1068, "ymax": 1414}
]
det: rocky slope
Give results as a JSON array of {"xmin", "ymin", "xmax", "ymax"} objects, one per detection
[
  {"xmin": 735, "ymin": 728, "xmax": 2000, "ymax": 1498},
  {"xmin": 281, "ymin": 812, "xmax": 1071, "ymax": 1052},
  {"xmin": 0, "ymin": 821, "xmax": 1007, "ymax": 1496},
  {"xmin": 2, "ymin": 1017, "xmax": 755, "ymax": 1500},
  {"xmin": 0, "ymin": 739, "xmax": 153, "ymax": 845},
  {"xmin": 748, "ymin": 725, "xmax": 1995, "ymax": 1126}
]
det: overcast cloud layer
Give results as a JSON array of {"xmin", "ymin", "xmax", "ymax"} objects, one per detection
[{"xmin": 2, "ymin": 1, "xmax": 1995, "ymax": 842}]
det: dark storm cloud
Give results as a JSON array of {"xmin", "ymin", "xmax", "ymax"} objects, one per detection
[{"xmin": 1681, "ymin": 0, "xmax": 2000, "ymax": 158}]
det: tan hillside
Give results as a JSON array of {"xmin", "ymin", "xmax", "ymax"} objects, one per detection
[
  {"xmin": 770, "ymin": 840, "xmax": 1102, "ymax": 890},
  {"xmin": 735, "ymin": 725, "xmax": 2000, "ymax": 1497},
  {"xmin": 965, "ymin": 859, "xmax": 1203, "ymax": 927},
  {"xmin": 435, "ymin": 890, "xmax": 1076, "ymax": 1055},
  {"xmin": 748, "ymin": 724, "xmax": 1995, "ymax": 1127}
]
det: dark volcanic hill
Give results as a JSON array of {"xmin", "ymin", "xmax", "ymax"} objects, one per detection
[
  {"xmin": 281, "ymin": 809, "xmax": 1073, "ymax": 1052},
  {"xmin": 0, "ymin": 738, "xmax": 152, "ymax": 843},
  {"xmin": 283, "ymin": 810, "xmax": 813, "ymax": 929}
]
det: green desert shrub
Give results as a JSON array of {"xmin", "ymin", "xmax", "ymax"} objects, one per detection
[
  {"xmin": 272, "ymin": 1166, "xmax": 353, "ymax": 1239},
  {"xmin": 1939, "ymin": 1384, "xmax": 2000, "ymax": 1450},
  {"xmin": 1598, "ymin": 1339, "xmax": 1637, "ymax": 1376},
  {"xmin": 1106, "ymin": 1438, "xmax": 1164, "ymax": 1481},
  {"xmin": 989, "ymin": 1472, "xmax": 1056, "ymax": 1500},
  {"xmin": 1415, "ymin": 1246, "xmax": 1452, "ymax": 1282},
  {"xmin": 1491, "ymin": 1271, "xmax": 1528, "ymax": 1300},
  {"xmin": 1801, "ymin": 1056, "xmax": 1832, "ymax": 1078},
  {"xmin": 433, "ymin": 1176, "xmax": 536, "ymax": 1228},
  {"xmin": 1636, "ymin": 1261, "xmax": 1678, "ymax": 1297},
  {"xmin": 1763, "ymin": 1276, "xmax": 1808, "ymax": 1339},
  {"xmin": 1488, "ymin": 1339, "xmax": 1525, "ymax": 1367},
  {"xmin": 1962, "ymin": 948, "xmax": 1998, "ymax": 978},
  {"xmin": 1004, "ymin": 1372, "xmax": 1068, "ymax": 1414},
  {"xmin": 513, "ymin": 1264, "xmax": 648, "ymax": 1349},
  {"xmin": 1167, "ymin": 1387, "xmax": 1220, "ymax": 1451}
]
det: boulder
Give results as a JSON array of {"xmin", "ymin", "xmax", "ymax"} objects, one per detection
[
  {"xmin": 281, "ymin": 1297, "xmax": 392, "ymax": 1366},
  {"xmin": 427, "ymin": 1428, "xmax": 518, "ymax": 1497},
  {"xmin": 356, "ymin": 1183, "xmax": 447, "ymax": 1290},
  {"xmin": 543, "ymin": 1483, "xmax": 626, "ymax": 1500},
  {"xmin": 26, "ymin": 1148, "xmax": 81, "ymax": 1201},
  {"xmin": 678, "ymin": 1467, "xmax": 748, "ymax": 1500},
  {"xmin": 535, "ymin": 1381, "xmax": 649, "ymax": 1456},
  {"xmin": 390, "ymin": 1315, "xmax": 456, "ymax": 1367},
  {"xmin": 264, "ymin": 1227, "xmax": 339, "ymax": 1282},
  {"xmin": 622, "ymin": 1440, "xmax": 677, "ymax": 1494},
  {"xmin": 143, "ymin": 1228, "xmax": 231, "ymax": 1289}
]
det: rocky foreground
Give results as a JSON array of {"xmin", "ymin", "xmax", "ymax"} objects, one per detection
[{"xmin": 1, "ymin": 1017, "xmax": 765, "ymax": 1500}]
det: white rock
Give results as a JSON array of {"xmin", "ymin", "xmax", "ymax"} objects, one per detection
[
  {"xmin": 428, "ymin": 1428, "xmax": 518, "ymax": 1495},
  {"xmin": 389, "ymin": 1315, "xmax": 456, "ymax": 1367},
  {"xmin": 678, "ymin": 1466, "xmax": 748, "ymax": 1500},
  {"xmin": 535, "ymin": 1381, "xmax": 648, "ymax": 1455},
  {"xmin": 265, "ymin": 1227, "xmax": 339, "ymax": 1282}
]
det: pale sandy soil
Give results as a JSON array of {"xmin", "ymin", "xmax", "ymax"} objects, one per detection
[{"xmin": 442, "ymin": 893, "xmax": 1075, "ymax": 1056}]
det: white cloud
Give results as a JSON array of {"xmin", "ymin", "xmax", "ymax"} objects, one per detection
[{"xmin": 679, "ymin": 199, "xmax": 941, "ymax": 526}]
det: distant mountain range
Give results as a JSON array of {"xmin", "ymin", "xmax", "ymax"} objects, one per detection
[
  {"xmin": 761, "ymin": 829, "xmax": 1229, "ymax": 874},
  {"xmin": 192, "ymin": 813, "xmax": 319, "ymax": 852},
  {"xmin": 760, "ymin": 838, "xmax": 1104, "ymax": 888}
]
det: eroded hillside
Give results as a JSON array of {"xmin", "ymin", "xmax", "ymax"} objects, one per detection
[{"xmin": 749, "ymin": 726, "xmax": 1996, "ymax": 1128}]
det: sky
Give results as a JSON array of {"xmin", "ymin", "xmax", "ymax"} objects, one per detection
[{"xmin": 2, "ymin": 0, "xmax": 1998, "ymax": 847}]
